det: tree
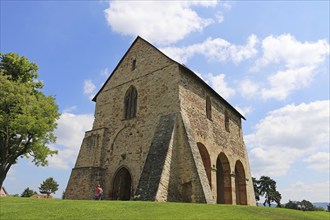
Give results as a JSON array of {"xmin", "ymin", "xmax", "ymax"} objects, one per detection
[
  {"xmin": 0, "ymin": 53, "xmax": 60, "ymax": 189},
  {"xmin": 21, "ymin": 187, "xmax": 37, "ymax": 197},
  {"xmin": 285, "ymin": 200, "xmax": 298, "ymax": 210},
  {"xmin": 252, "ymin": 177, "xmax": 260, "ymax": 205},
  {"xmin": 299, "ymin": 200, "xmax": 316, "ymax": 211},
  {"xmin": 257, "ymin": 176, "xmax": 281, "ymax": 207},
  {"xmin": 39, "ymin": 177, "xmax": 59, "ymax": 197}
]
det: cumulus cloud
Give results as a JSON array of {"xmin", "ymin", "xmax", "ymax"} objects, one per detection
[
  {"xmin": 84, "ymin": 80, "xmax": 97, "ymax": 99},
  {"xmin": 249, "ymin": 147, "xmax": 301, "ymax": 177},
  {"xmin": 207, "ymin": 73, "xmax": 235, "ymax": 99},
  {"xmin": 100, "ymin": 67, "xmax": 111, "ymax": 77},
  {"xmin": 245, "ymin": 100, "xmax": 330, "ymax": 177},
  {"xmin": 261, "ymin": 66, "xmax": 316, "ymax": 100},
  {"xmin": 252, "ymin": 34, "xmax": 329, "ymax": 100},
  {"xmin": 254, "ymin": 34, "xmax": 329, "ymax": 70},
  {"xmin": 48, "ymin": 113, "xmax": 94, "ymax": 169},
  {"xmin": 161, "ymin": 34, "xmax": 258, "ymax": 63},
  {"xmin": 238, "ymin": 79, "xmax": 260, "ymax": 99},
  {"xmin": 280, "ymin": 181, "xmax": 330, "ymax": 202},
  {"xmin": 234, "ymin": 105, "xmax": 252, "ymax": 117},
  {"xmin": 304, "ymin": 152, "xmax": 330, "ymax": 172},
  {"xmin": 104, "ymin": 1, "xmax": 217, "ymax": 45}
]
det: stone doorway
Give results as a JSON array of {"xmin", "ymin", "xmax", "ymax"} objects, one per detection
[
  {"xmin": 235, "ymin": 161, "xmax": 247, "ymax": 205},
  {"xmin": 112, "ymin": 167, "xmax": 132, "ymax": 200},
  {"xmin": 216, "ymin": 153, "xmax": 232, "ymax": 204}
]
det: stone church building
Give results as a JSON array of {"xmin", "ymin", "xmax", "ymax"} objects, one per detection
[{"xmin": 65, "ymin": 36, "xmax": 256, "ymax": 205}]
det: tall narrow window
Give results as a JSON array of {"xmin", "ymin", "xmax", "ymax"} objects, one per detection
[
  {"xmin": 225, "ymin": 110, "xmax": 230, "ymax": 132},
  {"xmin": 131, "ymin": 58, "xmax": 136, "ymax": 71},
  {"xmin": 206, "ymin": 96, "xmax": 212, "ymax": 120},
  {"xmin": 124, "ymin": 86, "xmax": 137, "ymax": 119}
]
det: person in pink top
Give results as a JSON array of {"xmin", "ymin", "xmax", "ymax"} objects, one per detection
[{"xmin": 95, "ymin": 184, "xmax": 103, "ymax": 200}]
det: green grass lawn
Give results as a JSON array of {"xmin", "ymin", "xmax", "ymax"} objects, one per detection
[{"xmin": 0, "ymin": 197, "xmax": 329, "ymax": 219}]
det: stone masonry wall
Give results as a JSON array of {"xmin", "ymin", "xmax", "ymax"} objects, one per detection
[
  {"xmin": 178, "ymin": 67, "xmax": 256, "ymax": 205},
  {"xmin": 84, "ymin": 38, "xmax": 181, "ymax": 200},
  {"xmin": 66, "ymin": 37, "xmax": 255, "ymax": 205}
]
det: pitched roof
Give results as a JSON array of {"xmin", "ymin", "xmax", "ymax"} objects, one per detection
[{"xmin": 92, "ymin": 36, "xmax": 245, "ymax": 120}]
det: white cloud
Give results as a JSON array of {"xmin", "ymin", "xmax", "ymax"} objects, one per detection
[
  {"xmin": 55, "ymin": 113, "xmax": 94, "ymax": 148},
  {"xmin": 48, "ymin": 113, "xmax": 94, "ymax": 169},
  {"xmin": 84, "ymin": 80, "xmax": 96, "ymax": 94},
  {"xmin": 104, "ymin": 1, "xmax": 217, "ymax": 45},
  {"xmin": 63, "ymin": 106, "xmax": 77, "ymax": 113},
  {"xmin": 221, "ymin": 1, "xmax": 233, "ymax": 10},
  {"xmin": 251, "ymin": 34, "xmax": 329, "ymax": 100},
  {"xmin": 207, "ymin": 73, "xmax": 235, "ymax": 99},
  {"xmin": 254, "ymin": 34, "xmax": 329, "ymax": 70},
  {"xmin": 215, "ymin": 13, "xmax": 224, "ymax": 23},
  {"xmin": 100, "ymin": 67, "xmax": 111, "ymax": 77},
  {"xmin": 280, "ymin": 181, "xmax": 330, "ymax": 203},
  {"xmin": 161, "ymin": 35, "xmax": 258, "ymax": 63},
  {"xmin": 234, "ymin": 105, "xmax": 252, "ymax": 117},
  {"xmin": 261, "ymin": 66, "xmax": 316, "ymax": 100},
  {"xmin": 246, "ymin": 100, "xmax": 330, "ymax": 177},
  {"xmin": 304, "ymin": 152, "xmax": 330, "ymax": 172},
  {"xmin": 238, "ymin": 79, "xmax": 260, "ymax": 99},
  {"xmin": 249, "ymin": 147, "xmax": 301, "ymax": 177},
  {"xmin": 83, "ymin": 80, "xmax": 97, "ymax": 99}
]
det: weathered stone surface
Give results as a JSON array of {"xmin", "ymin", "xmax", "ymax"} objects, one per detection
[
  {"xmin": 134, "ymin": 113, "xmax": 177, "ymax": 201},
  {"xmin": 65, "ymin": 36, "xmax": 256, "ymax": 205}
]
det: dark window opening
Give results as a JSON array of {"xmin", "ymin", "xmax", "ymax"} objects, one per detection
[
  {"xmin": 206, "ymin": 96, "xmax": 212, "ymax": 120},
  {"xmin": 225, "ymin": 111, "xmax": 230, "ymax": 132},
  {"xmin": 124, "ymin": 86, "xmax": 137, "ymax": 119},
  {"xmin": 131, "ymin": 59, "xmax": 136, "ymax": 71}
]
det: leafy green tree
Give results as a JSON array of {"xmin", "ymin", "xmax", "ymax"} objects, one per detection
[
  {"xmin": 258, "ymin": 176, "xmax": 281, "ymax": 207},
  {"xmin": 270, "ymin": 190, "xmax": 282, "ymax": 207},
  {"xmin": 21, "ymin": 187, "xmax": 37, "ymax": 197},
  {"xmin": 39, "ymin": 177, "xmax": 59, "ymax": 197},
  {"xmin": 0, "ymin": 53, "xmax": 60, "ymax": 189},
  {"xmin": 327, "ymin": 203, "xmax": 330, "ymax": 212},
  {"xmin": 252, "ymin": 177, "xmax": 260, "ymax": 205},
  {"xmin": 299, "ymin": 200, "xmax": 316, "ymax": 211},
  {"xmin": 285, "ymin": 200, "xmax": 298, "ymax": 210}
]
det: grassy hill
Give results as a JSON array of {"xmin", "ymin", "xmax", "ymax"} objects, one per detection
[{"xmin": 1, "ymin": 197, "xmax": 329, "ymax": 219}]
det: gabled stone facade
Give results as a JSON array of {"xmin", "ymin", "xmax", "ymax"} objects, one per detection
[{"xmin": 65, "ymin": 36, "xmax": 256, "ymax": 205}]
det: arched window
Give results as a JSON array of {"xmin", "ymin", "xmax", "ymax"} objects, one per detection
[
  {"xmin": 124, "ymin": 86, "xmax": 137, "ymax": 119},
  {"xmin": 206, "ymin": 96, "xmax": 212, "ymax": 120}
]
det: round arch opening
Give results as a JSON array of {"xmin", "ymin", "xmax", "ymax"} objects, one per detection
[
  {"xmin": 216, "ymin": 153, "xmax": 232, "ymax": 204},
  {"xmin": 235, "ymin": 160, "xmax": 247, "ymax": 205},
  {"xmin": 112, "ymin": 167, "xmax": 132, "ymax": 200},
  {"xmin": 197, "ymin": 142, "xmax": 212, "ymax": 188}
]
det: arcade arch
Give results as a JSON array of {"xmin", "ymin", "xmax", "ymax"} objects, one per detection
[
  {"xmin": 197, "ymin": 143, "xmax": 212, "ymax": 188},
  {"xmin": 235, "ymin": 160, "xmax": 247, "ymax": 205},
  {"xmin": 216, "ymin": 153, "xmax": 232, "ymax": 204}
]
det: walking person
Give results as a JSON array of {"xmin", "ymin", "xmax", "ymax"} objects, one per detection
[{"xmin": 95, "ymin": 184, "xmax": 103, "ymax": 200}]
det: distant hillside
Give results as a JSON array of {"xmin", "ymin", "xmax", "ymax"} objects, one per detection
[
  {"xmin": 257, "ymin": 202, "xmax": 329, "ymax": 210},
  {"xmin": 313, "ymin": 202, "xmax": 329, "ymax": 210}
]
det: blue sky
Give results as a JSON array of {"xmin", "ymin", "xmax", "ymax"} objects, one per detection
[{"xmin": 1, "ymin": 1, "xmax": 329, "ymax": 203}]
